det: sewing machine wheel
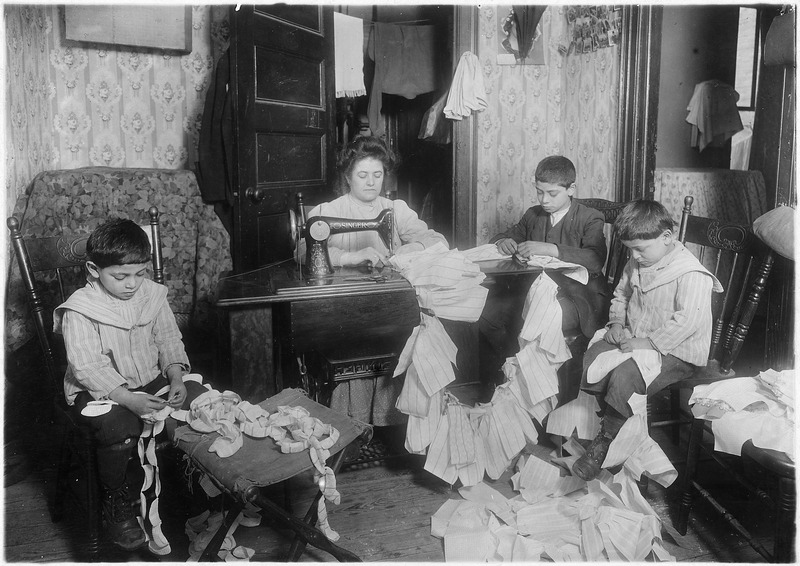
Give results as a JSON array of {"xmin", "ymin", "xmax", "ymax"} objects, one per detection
[{"xmin": 289, "ymin": 209, "xmax": 300, "ymax": 248}]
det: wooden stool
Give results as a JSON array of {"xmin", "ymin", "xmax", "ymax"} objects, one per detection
[{"xmin": 172, "ymin": 388, "xmax": 367, "ymax": 561}]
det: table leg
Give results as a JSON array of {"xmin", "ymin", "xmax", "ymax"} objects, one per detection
[{"xmin": 230, "ymin": 306, "xmax": 278, "ymax": 402}]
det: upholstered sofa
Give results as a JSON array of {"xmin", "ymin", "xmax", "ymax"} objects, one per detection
[{"xmin": 6, "ymin": 167, "xmax": 232, "ymax": 356}]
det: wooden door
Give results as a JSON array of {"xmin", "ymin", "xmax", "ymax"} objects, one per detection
[{"xmin": 230, "ymin": 5, "xmax": 336, "ymax": 271}]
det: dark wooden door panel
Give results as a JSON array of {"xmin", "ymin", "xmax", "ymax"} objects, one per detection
[{"xmin": 231, "ymin": 5, "xmax": 335, "ymax": 271}]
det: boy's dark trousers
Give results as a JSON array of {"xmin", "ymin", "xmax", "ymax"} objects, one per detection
[
  {"xmin": 72, "ymin": 374, "xmax": 208, "ymax": 492},
  {"xmin": 478, "ymin": 271, "xmax": 609, "ymax": 401},
  {"xmin": 580, "ymin": 339, "xmax": 695, "ymax": 418}
]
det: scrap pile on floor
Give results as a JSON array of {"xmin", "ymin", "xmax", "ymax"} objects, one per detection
[{"xmin": 431, "ymin": 448, "xmax": 676, "ymax": 562}]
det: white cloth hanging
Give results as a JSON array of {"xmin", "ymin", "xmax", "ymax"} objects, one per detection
[
  {"xmin": 444, "ymin": 51, "xmax": 488, "ymax": 120},
  {"xmin": 685, "ymin": 80, "xmax": 743, "ymax": 151},
  {"xmin": 334, "ymin": 12, "xmax": 366, "ymax": 98}
]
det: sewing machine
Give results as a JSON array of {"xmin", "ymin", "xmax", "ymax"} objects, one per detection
[{"xmin": 289, "ymin": 193, "xmax": 394, "ymax": 279}]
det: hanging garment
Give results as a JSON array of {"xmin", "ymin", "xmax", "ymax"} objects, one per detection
[
  {"xmin": 444, "ymin": 52, "xmax": 488, "ymax": 120},
  {"xmin": 334, "ymin": 12, "xmax": 366, "ymax": 98},
  {"xmin": 196, "ymin": 48, "xmax": 234, "ymax": 234},
  {"xmin": 366, "ymin": 22, "xmax": 437, "ymax": 136},
  {"xmin": 685, "ymin": 80, "xmax": 744, "ymax": 151},
  {"xmin": 418, "ymin": 91, "xmax": 452, "ymax": 145}
]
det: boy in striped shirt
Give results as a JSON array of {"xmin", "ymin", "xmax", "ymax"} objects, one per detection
[
  {"xmin": 54, "ymin": 218, "xmax": 206, "ymax": 551},
  {"xmin": 572, "ymin": 200, "xmax": 722, "ymax": 481}
]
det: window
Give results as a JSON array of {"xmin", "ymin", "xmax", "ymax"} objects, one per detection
[{"xmin": 734, "ymin": 7, "xmax": 761, "ymax": 110}]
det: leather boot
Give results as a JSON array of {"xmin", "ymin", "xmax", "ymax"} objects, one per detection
[
  {"xmin": 102, "ymin": 484, "xmax": 146, "ymax": 551},
  {"xmin": 571, "ymin": 410, "xmax": 626, "ymax": 481}
]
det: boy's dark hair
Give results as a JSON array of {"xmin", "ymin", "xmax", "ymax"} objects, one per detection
[
  {"xmin": 614, "ymin": 200, "xmax": 675, "ymax": 240},
  {"xmin": 336, "ymin": 135, "xmax": 398, "ymax": 195},
  {"xmin": 87, "ymin": 218, "xmax": 151, "ymax": 268},
  {"xmin": 534, "ymin": 156, "xmax": 576, "ymax": 188}
]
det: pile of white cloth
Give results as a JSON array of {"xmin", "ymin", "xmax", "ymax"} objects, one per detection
[
  {"xmin": 431, "ymin": 451, "xmax": 676, "ymax": 562},
  {"xmin": 689, "ymin": 369, "xmax": 795, "ymax": 461},
  {"xmin": 389, "ymin": 245, "xmax": 590, "ymax": 486}
]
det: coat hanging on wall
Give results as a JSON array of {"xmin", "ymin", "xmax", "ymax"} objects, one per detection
[{"xmin": 764, "ymin": 9, "xmax": 796, "ymax": 66}]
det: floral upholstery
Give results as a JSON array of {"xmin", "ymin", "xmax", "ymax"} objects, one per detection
[{"xmin": 6, "ymin": 167, "xmax": 232, "ymax": 353}]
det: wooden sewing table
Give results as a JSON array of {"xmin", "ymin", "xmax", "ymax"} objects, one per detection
[
  {"xmin": 216, "ymin": 260, "xmax": 421, "ymax": 403},
  {"xmin": 215, "ymin": 258, "xmax": 551, "ymax": 403}
]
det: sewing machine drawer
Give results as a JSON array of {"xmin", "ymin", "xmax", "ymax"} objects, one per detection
[{"xmin": 280, "ymin": 289, "xmax": 421, "ymax": 354}]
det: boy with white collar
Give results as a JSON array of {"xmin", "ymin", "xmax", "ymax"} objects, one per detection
[
  {"xmin": 479, "ymin": 156, "xmax": 610, "ymax": 396},
  {"xmin": 572, "ymin": 199, "xmax": 722, "ymax": 481}
]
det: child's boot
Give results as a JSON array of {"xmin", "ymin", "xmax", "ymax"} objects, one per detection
[
  {"xmin": 102, "ymin": 483, "xmax": 146, "ymax": 551},
  {"xmin": 571, "ymin": 408, "xmax": 626, "ymax": 481}
]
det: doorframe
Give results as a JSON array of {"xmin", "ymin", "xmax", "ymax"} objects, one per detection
[
  {"xmin": 616, "ymin": 5, "xmax": 663, "ymax": 202},
  {"xmin": 452, "ymin": 6, "xmax": 479, "ymax": 250},
  {"xmin": 450, "ymin": 5, "xmax": 663, "ymax": 248}
]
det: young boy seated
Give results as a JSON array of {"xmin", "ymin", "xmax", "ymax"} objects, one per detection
[
  {"xmin": 479, "ymin": 156, "xmax": 610, "ymax": 392},
  {"xmin": 53, "ymin": 218, "xmax": 208, "ymax": 551},
  {"xmin": 572, "ymin": 200, "xmax": 722, "ymax": 481}
]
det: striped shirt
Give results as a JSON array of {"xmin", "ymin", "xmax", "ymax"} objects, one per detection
[
  {"xmin": 55, "ymin": 278, "xmax": 189, "ymax": 405},
  {"xmin": 609, "ymin": 242, "xmax": 722, "ymax": 366}
]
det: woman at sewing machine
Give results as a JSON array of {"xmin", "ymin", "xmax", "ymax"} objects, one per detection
[
  {"xmin": 302, "ymin": 135, "xmax": 447, "ymax": 268},
  {"xmin": 302, "ymin": 135, "xmax": 448, "ymax": 426}
]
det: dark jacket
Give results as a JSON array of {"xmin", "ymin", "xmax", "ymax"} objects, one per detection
[
  {"xmin": 490, "ymin": 200, "xmax": 611, "ymax": 337},
  {"xmin": 196, "ymin": 48, "xmax": 234, "ymax": 235}
]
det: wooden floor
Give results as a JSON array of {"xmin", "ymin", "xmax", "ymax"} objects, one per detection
[
  {"xmin": 3, "ymin": 330, "xmax": 786, "ymax": 563},
  {"xmin": 3, "ymin": 389, "xmax": 782, "ymax": 563}
]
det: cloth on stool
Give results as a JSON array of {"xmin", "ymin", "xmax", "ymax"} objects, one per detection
[{"xmin": 173, "ymin": 388, "xmax": 361, "ymax": 502}]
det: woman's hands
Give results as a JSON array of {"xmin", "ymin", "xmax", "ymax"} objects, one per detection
[
  {"xmin": 341, "ymin": 247, "xmax": 389, "ymax": 267},
  {"xmin": 395, "ymin": 242, "xmax": 424, "ymax": 255}
]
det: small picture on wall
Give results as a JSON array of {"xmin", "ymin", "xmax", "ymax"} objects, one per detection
[{"xmin": 497, "ymin": 6, "xmax": 546, "ymax": 66}]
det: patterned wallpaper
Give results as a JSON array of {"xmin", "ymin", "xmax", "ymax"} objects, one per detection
[
  {"xmin": 4, "ymin": 5, "xmax": 231, "ymax": 216},
  {"xmin": 5, "ymin": 4, "xmax": 620, "ymax": 247},
  {"xmin": 475, "ymin": 6, "xmax": 620, "ymax": 243}
]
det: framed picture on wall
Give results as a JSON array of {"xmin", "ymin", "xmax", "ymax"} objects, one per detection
[{"xmin": 497, "ymin": 6, "xmax": 546, "ymax": 66}]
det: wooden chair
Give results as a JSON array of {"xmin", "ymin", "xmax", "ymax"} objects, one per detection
[
  {"xmin": 665, "ymin": 202, "xmax": 793, "ymax": 562},
  {"xmin": 575, "ymin": 197, "xmax": 630, "ymax": 290},
  {"xmin": 647, "ymin": 196, "xmax": 773, "ymax": 444},
  {"xmin": 6, "ymin": 207, "xmax": 164, "ymax": 560}
]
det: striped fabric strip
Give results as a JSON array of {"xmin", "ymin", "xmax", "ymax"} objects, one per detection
[
  {"xmin": 545, "ymin": 391, "xmax": 602, "ymax": 440},
  {"xmin": 512, "ymin": 453, "xmax": 562, "ymax": 492},
  {"xmin": 411, "ymin": 315, "xmax": 457, "ymax": 396},
  {"xmin": 394, "ymin": 365, "xmax": 430, "ymax": 417},
  {"xmin": 423, "ymin": 413, "xmax": 459, "ymax": 484},
  {"xmin": 447, "ymin": 399, "xmax": 475, "ymax": 466}
]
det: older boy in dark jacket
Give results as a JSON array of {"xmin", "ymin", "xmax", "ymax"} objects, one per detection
[{"xmin": 479, "ymin": 156, "xmax": 610, "ymax": 399}]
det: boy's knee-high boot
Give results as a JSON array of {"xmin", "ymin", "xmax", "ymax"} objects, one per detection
[
  {"xmin": 571, "ymin": 407, "xmax": 627, "ymax": 482},
  {"xmin": 97, "ymin": 440, "xmax": 146, "ymax": 551}
]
